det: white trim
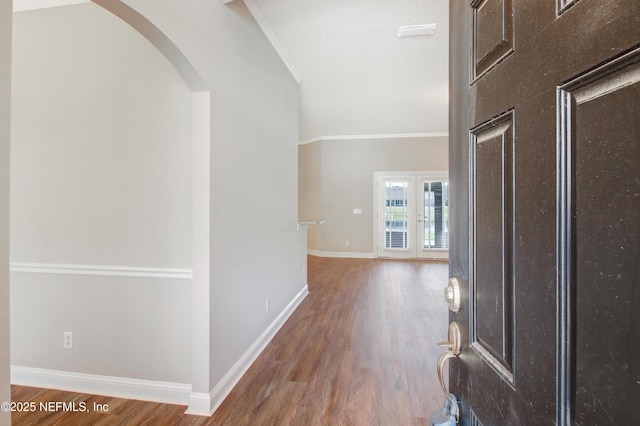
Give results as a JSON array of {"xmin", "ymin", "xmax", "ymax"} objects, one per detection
[
  {"xmin": 377, "ymin": 253, "xmax": 449, "ymax": 261},
  {"xmin": 9, "ymin": 262, "xmax": 193, "ymax": 280},
  {"xmin": 186, "ymin": 284, "xmax": 309, "ymax": 416},
  {"xmin": 11, "ymin": 366, "xmax": 191, "ymax": 405},
  {"xmin": 186, "ymin": 392, "xmax": 213, "ymax": 416},
  {"xmin": 190, "ymin": 91, "xmax": 212, "ymax": 405},
  {"xmin": 307, "ymin": 250, "xmax": 375, "ymax": 259},
  {"xmin": 299, "ymin": 132, "xmax": 448, "ymax": 145},
  {"xmin": 242, "ymin": 0, "xmax": 302, "ymax": 84},
  {"xmin": 13, "ymin": 0, "xmax": 89, "ymax": 12}
]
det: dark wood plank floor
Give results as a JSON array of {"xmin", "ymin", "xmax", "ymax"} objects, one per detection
[{"xmin": 11, "ymin": 256, "xmax": 449, "ymax": 425}]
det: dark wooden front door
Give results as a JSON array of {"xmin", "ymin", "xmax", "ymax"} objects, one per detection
[{"xmin": 448, "ymin": 1, "xmax": 640, "ymax": 424}]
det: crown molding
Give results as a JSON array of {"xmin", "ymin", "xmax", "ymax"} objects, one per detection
[
  {"xmin": 298, "ymin": 132, "xmax": 449, "ymax": 145},
  {"xmin": 241, "ymin": 0, "xmax": 302, "ymax": 84}
]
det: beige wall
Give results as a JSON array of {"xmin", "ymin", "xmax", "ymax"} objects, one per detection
[
  {"xmin": 9, "ymin": 0, "xmax": 305, "ymax": 412},
  {"xmin": 0, "ymin": 0, "xmax": 10, "ymax": 424},
  {"xmin": 298, "ymin": 141, "xmax": 323, "ymax": 249},
  {"xmin": 299, "ymin": 136, "xmax": 448, "ymax": 255},
  {"xmin": 11, "ymin": 4, "xmax": 193, "ymax": 268},
  {"xmin": 10, "ymin": 4, "xmax": 193, "ymax": 383},
  {"xmin": 123, "ymin": 0, "xmax": 306, "ymax": 395}
]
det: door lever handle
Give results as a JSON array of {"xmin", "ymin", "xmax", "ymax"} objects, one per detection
[
  {"xmin": 437, "ymin": 340, "xmax": 456, "ymax": 351},
  {"xmin": 436, "ymin": 322, "xmax": 461, "ymax": 401}
]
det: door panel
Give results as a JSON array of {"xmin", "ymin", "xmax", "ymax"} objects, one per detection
[
  {"xmin": 470, "ymin": 111, "xmax": 515, "ymax": 377},
  {"xmin": 472, "ymin": 0, "xmax": 514, "ymax": 81},
  {"xmin": 449, "ymin": 0, "xmax": 640, "ymax": 424},
  {"xmin": 559, "ymin": 49, "xmax": 640, "ymax": 425}
]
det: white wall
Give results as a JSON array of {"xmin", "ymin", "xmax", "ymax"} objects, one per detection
[
  {"xmin": 0, "ymin": 0, "xmax": 11, "ymax": 424},
  {"xmin": 299, "ymin": 136, "xmax": 448, "ymax": 255},
  {"xmin": 122, "ymin": 0, "xmax": 306, "ymax": 406},
  {"xmin": 11, "ymin": 4, "xmax": 193, "ymax": 384}
]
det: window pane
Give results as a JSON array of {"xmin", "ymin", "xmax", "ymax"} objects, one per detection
[
  {"xmin": 384, "ymin": 181, "xmax": 408, "ymax": 249},
  {"xmin": 423, "ymin": 180, "xmax": 449, "ymax": 249}
]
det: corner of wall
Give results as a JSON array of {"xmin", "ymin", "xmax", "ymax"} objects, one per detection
[
  {"xmin": 188, "ymin": 285, "xmax": 308, "ymax": 416},
  {"xmin": 0, "ymin": 0, "xmax": 11, "ymax": 424}
]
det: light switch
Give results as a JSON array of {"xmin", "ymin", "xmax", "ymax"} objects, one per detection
[{"xmin": 353, "ymin": 209, "xmax": 362, "ymax": 214}]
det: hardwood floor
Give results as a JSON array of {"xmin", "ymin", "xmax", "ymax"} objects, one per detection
[{"xmin": 11, "ymin": 256, "xmax": 449, "ymax": 425}]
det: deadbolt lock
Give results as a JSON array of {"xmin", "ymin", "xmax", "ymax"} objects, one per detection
[{"xmin": 444, "ymin": 277, "xmax": 461, "ymax": 313}]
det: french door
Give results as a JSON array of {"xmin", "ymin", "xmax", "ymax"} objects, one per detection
[{"xmin": 376, "ymin": 173, "xmax": 448, "ymax": 259}]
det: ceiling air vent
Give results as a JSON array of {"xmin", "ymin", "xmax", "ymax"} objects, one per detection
[{"xmin": 398, "ymin": 23, "xmax": 437, "ymax": 38}]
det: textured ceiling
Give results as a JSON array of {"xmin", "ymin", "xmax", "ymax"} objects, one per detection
[
  {"xmin": 13, "ymin": 0, "xmax": 450, "ymax": 142},
  {"xmin": 255, "ymin": 0, "xmax": 449, "ymax": 141}
]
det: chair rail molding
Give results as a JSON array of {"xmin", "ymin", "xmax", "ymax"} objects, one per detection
[{"xmin": 9, "ymin": 262, "xmax": 193, "ymax": 280}]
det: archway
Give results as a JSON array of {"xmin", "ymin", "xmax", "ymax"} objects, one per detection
[{"xmin": 9, "ymin": 0, "xmax": 211, "ymax": 414}]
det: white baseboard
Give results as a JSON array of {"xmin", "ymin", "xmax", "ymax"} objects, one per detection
[
  {"xmin": 307, "ymin": 249, "xmax": 374, "ymax": 259},
  {"xmin": 298, "ymin": 132, "xmax": 449, "ymax": 145},
  {"xmin": 186, "ymin": 284, "xmax": 309, "ymax": 416},
  {"xmin": 307, "ymin": 249, "xmax": 448, "ymax": 261},
  {"xmin": 11, "ymin": 366, "xmax": 191, "ymax": 405},
  {"xmin": 186, "ymin": 392, "xmax": 212, "ymax": 415},
  {"xmin": 11, "ymin": 285, "xmax": 309, "ymax": 416}
]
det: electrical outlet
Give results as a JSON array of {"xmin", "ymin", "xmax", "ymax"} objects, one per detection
[
  {"xmin": 265, "ymin": 297, "xmax": 270, "ymax": 312},
  {"xmin": 345, "ymin": 240, "xmax": 350, "ymax": 247},
  {"xmin": 64, "ymin": 331, "xmax": 73, "ymax": 350}
]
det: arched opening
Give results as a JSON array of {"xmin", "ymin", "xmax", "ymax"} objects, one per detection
[{"xmin": 9, "ymin": 0, "xmax": 210, "ymax": 410}]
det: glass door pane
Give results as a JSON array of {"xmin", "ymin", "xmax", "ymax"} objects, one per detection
[
  {"xmin": 384, "ymin": 180, "xmax": 409, "ymax": 249},
  {"xmin": 422, "ymin": 180, "xmax": 449, "ymax": 250}
]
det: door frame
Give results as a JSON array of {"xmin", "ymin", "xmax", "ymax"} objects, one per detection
[{"xmin": 373, "ymin": 171, "xmax": 448, "ymax": 259}]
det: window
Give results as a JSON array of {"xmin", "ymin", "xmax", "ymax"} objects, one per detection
[{"xmin": 422, "ymin": 180, "xmax": 449, "ymax": 249}]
